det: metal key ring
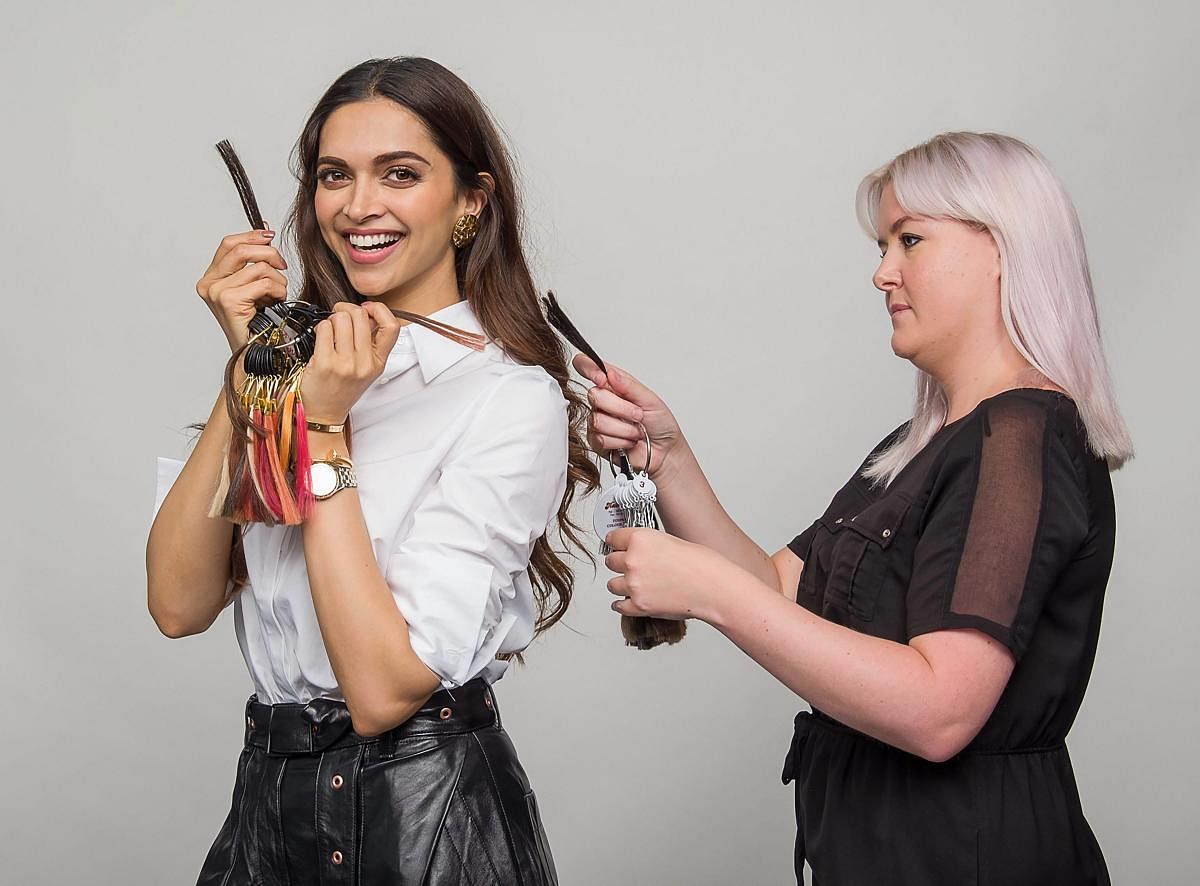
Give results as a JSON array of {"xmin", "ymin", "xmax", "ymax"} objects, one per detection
[
  {"xmin": 636, "ymin": 421, "xmax": 652, "ymax": 476},
  {"xmin": 606, "ymin": 422, "xmax": 651, "ymax": 478}
]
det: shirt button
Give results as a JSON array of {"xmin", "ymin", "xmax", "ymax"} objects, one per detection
[
  {"xmin": 881, "ymin": 529, "xmax": 892, "ymax": 538},
  {"xmin": 834, "ymin": 517, "xmax": 844, "ymax": 524},
  {"xmin": 331, "ymin": 774, "xmax": 344, "ymax": 790},
  {"xmin": 331, "ymin": 850, "xmax": 344, "ymax": 865}
]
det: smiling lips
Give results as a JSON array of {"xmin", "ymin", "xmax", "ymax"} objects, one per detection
[{"xmin": 343, "ymin": 229, "xmax": 405, "ymax": 265}]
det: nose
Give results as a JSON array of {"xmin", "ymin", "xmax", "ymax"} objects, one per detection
[
  {"xmin": 342, "ymin": 178, "xmax": 383, "ymax": 223},
  {"xmin": 872, "ymin": 252, "xmax": 901, "ymax": 293}
]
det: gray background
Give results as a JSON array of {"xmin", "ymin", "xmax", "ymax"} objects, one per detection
[{"xmin": 2, "ymin": 1, "xmax": 1197, "ymax": 883}]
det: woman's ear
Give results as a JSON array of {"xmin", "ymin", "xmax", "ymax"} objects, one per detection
[
  {"xmin": 463, "ymin": 172, "xmax": 495, "ymax": 217},
  {"xmin": 982, "ymin": 225, "xmax": 1002, "ymax": 281}
]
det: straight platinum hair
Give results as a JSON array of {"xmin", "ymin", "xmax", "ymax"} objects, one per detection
[{"xmin": 855, "ymin": 131, "xmax": 1133, "ymax": 486}]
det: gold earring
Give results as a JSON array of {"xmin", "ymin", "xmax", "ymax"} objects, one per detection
[{"xmin": 451, "ymin": 213, "xmax": 479, "ymax": 248}]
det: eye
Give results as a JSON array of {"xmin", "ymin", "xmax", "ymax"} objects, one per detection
[
  {"xmin": 384, "ymin": 166, "xmax": 419, "ymax": 184},
  {"xmin": 316, "ymin": 168, "xmax": 348, "ymax": 186},
  {"xmin": 899, "ymin": 233, "xmax": 922, "ymax": 249}
]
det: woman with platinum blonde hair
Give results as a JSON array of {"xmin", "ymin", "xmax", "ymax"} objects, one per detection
[{"xmin": 580, "ymin": 131, "xmax": 1126, "ymax": 883}]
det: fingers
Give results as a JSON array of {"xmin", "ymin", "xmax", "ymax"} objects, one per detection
[
  {"xmin": 200, "ymin": 256, "xmax": 288, "ymax": 304},
  {"xmin": 328, "ymin": 310, "xmax": 354, "ymax": 357},
  {"xmin": 315, "ymin": 305, "xmax": 383, "ymax": 366},
  {"xmin": 586, "ymin": 378, "xmax": 645, "ymax": 454},
  {"xmin": 570, "ymin": 354, "xmax": 654, "ymax": 409},
  {"xmin": 215, "ymin": 244, "xmax": 287, "ymax": 278},
  {"xmin": 605, "ymin": 527, "xmax": 635, "ymax": 552},
  {"xmin": 311, "ymin": 302, "xmax": 397, "ymax": 412},
  {"xmin": 572, "ymin": 353, "xmax": 605, "ymax": 386},
  {"xmin": 603, "ymin": 550, "xmax": 627, "ymax": 574},
  {"xmin": 224, "ymin": 259, "xmax": 288, "ymax": 291},
  {"xmin": 204, "ymin": 268, "xmax": 288, "ymax": 313},
  {"xmin": 216, "ymin": 229, "xmax": 274, "ymax": 257},
  {"xmin": 330, "ymin": 302, "xmax": 395, "ymax": 369},
  {"xmin": 588, "ymin": 385, "xmax": 644, "ymax": 424},
  {"xmin": 606, "ymin": 575, "xmax": 628, "ymax": 597},
  {"xmin": 591, "ymin": 412, "xmax": 641, "ymax": 449},
  {"xmin": 590, "ymin": 435, "xmax": 645, "ymax": 461},
  {"xmin": 567, "ymin": 342, "xmax": 660, "ymax": 410},
  {"xmin": 214, "ymin": 230, "xmax": 287, "ymax": 275},
  {"xmin": 598, "ymin": 362, "xmax": 659, "ymax": 409},
  {"xmin": 611, "ymin": 597, "xmax": 636, "ymax": 615},
  {"xmin": 361, "ymin": 300, "xmax": 402, "ymax": 360},
  {"xmin": 344, "ymin": 304, "xmax": 375, "ymax": 370},
  {"xmin": 313, "ymin": 316, "xmax": 335, "ymax": 363}
]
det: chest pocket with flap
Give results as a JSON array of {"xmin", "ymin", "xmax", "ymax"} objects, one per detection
[{"xmin": 812, "ymin": 494, "xmax": 911, "ymax": 622}]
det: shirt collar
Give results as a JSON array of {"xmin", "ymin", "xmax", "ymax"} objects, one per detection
[
  {"xmin": 375, "ymin": 300, "xmax": 484, "ymax": 386},
  {"xmin": 407, "ymin": 299, "xmax": 485, "ymax": 385}
]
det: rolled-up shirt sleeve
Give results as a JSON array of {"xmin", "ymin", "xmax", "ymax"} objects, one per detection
[
  {"xmin": 384, "ymin": 370, "xmax": 569, "ymax": 687},
  {"xmin": 153, "ymin": 456, "xmax": 185, "ymax": 520}
]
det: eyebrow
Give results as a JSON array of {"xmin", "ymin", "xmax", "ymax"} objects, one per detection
[
  {"xmin": 316, "ymin": 150, "xmax": 432, "ymax": 168},
  {"xmin": 876, "ymin": 214, "xmax": 917, "ymax": 246}
]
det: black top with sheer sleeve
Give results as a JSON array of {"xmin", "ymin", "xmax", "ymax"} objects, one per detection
[{"xmin": 781, "ymin": 389, "xmax": 1113, "ymax": 884}]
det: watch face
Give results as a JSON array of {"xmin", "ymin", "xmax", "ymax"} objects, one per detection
[{"xmin": 311, "ymin": 462, "xmax": 338, "ymax": 498}]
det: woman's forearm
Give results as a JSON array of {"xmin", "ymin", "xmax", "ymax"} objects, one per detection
[
  {"xmin": 146, "ymin": 392, "xmax": 239, "ymax": 637},
  {"xmin": 702, "ymin": 567, "xmax": 1001, "ymax": 762},
  {"xmin": 300, "ymin": 430, "xmax": 441, "ymax": 736},
  {"xmin": 656, "ymin": 441, "xmax": 779, "ymax": 590}
]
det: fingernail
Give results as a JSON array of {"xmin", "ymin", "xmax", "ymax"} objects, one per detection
[{"xmin": 261, "ymin": 229, "xmax": 275, "ymax": 239}]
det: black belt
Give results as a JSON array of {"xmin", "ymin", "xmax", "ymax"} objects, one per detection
[
  {"xmin": 243, "ymin": 677, "xmax": 497, "ymax": 756},
  {"xmin": 784, "ymin": 709, "xmax": 1067, "ymax": 779}
]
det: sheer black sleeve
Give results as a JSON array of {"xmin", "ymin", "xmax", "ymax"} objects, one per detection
[{"xmin": 905, "ymin": 397, "xmax": 1089, "ymax": 660}]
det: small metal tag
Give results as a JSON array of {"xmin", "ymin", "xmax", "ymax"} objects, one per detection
[{"xmin": 594, "ymin": 484, "xmax": 630, "ymax": 554}]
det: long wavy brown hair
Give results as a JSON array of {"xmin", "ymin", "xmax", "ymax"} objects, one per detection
[{"xmin": 265, "ymin": 56, "xmax": 598, "ymax": 636}]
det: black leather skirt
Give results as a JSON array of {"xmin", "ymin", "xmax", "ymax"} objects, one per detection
[{"xmin": 196, "ymin": 679, "xmax": 557, "ymax": 885}]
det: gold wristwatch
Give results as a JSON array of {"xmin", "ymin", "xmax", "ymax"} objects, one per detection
[{"xmin": 310, "ymin": 453, "xmax": 357, "ymax": 501}]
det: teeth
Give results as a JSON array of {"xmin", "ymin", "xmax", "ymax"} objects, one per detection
[{"xmin": 348, "ymin": 233, "xmax": 401, "ymax": 248}]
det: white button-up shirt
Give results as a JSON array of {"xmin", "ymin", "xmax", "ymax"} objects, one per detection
[{"xmin": 154, "ymin": 300, "xmax": 569, "ymax": 703}]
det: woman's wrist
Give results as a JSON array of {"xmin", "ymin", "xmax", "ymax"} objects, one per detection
[
  {"xmin": 652, "ymin": 437, "xmax": 697, "ymax": 491},
  {"xmin": 307, "ymin": 429, "xmax": 348, "ymax": 461},
  {"xmin": 699, "ymin": 559, "xmax": 772, "ymax": 631}
]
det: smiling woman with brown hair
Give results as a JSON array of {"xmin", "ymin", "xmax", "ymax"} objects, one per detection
[{"xmin": 147, "ymin": 57, "xmax": 595, "ymax": 884}]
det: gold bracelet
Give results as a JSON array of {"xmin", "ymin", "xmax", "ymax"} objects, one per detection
[{"xmin": 306, "ymin": 419, "xmax": 346, "ymax": 434}]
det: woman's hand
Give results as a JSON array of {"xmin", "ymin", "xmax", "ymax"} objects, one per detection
[
  {"xmin": 603, "ymin": 527, "xmax": 734, "ymax": 623},
  {"xmin": 573, "ymin": 354, "xmax": 683, "ymax": 479},
  {"xmin": 196, "ymin": 229, "xmax": 289, "ymax": 352},
  {"xmin": 301, "ymin": 302, "xmax": 402, "ymax": 424}
]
